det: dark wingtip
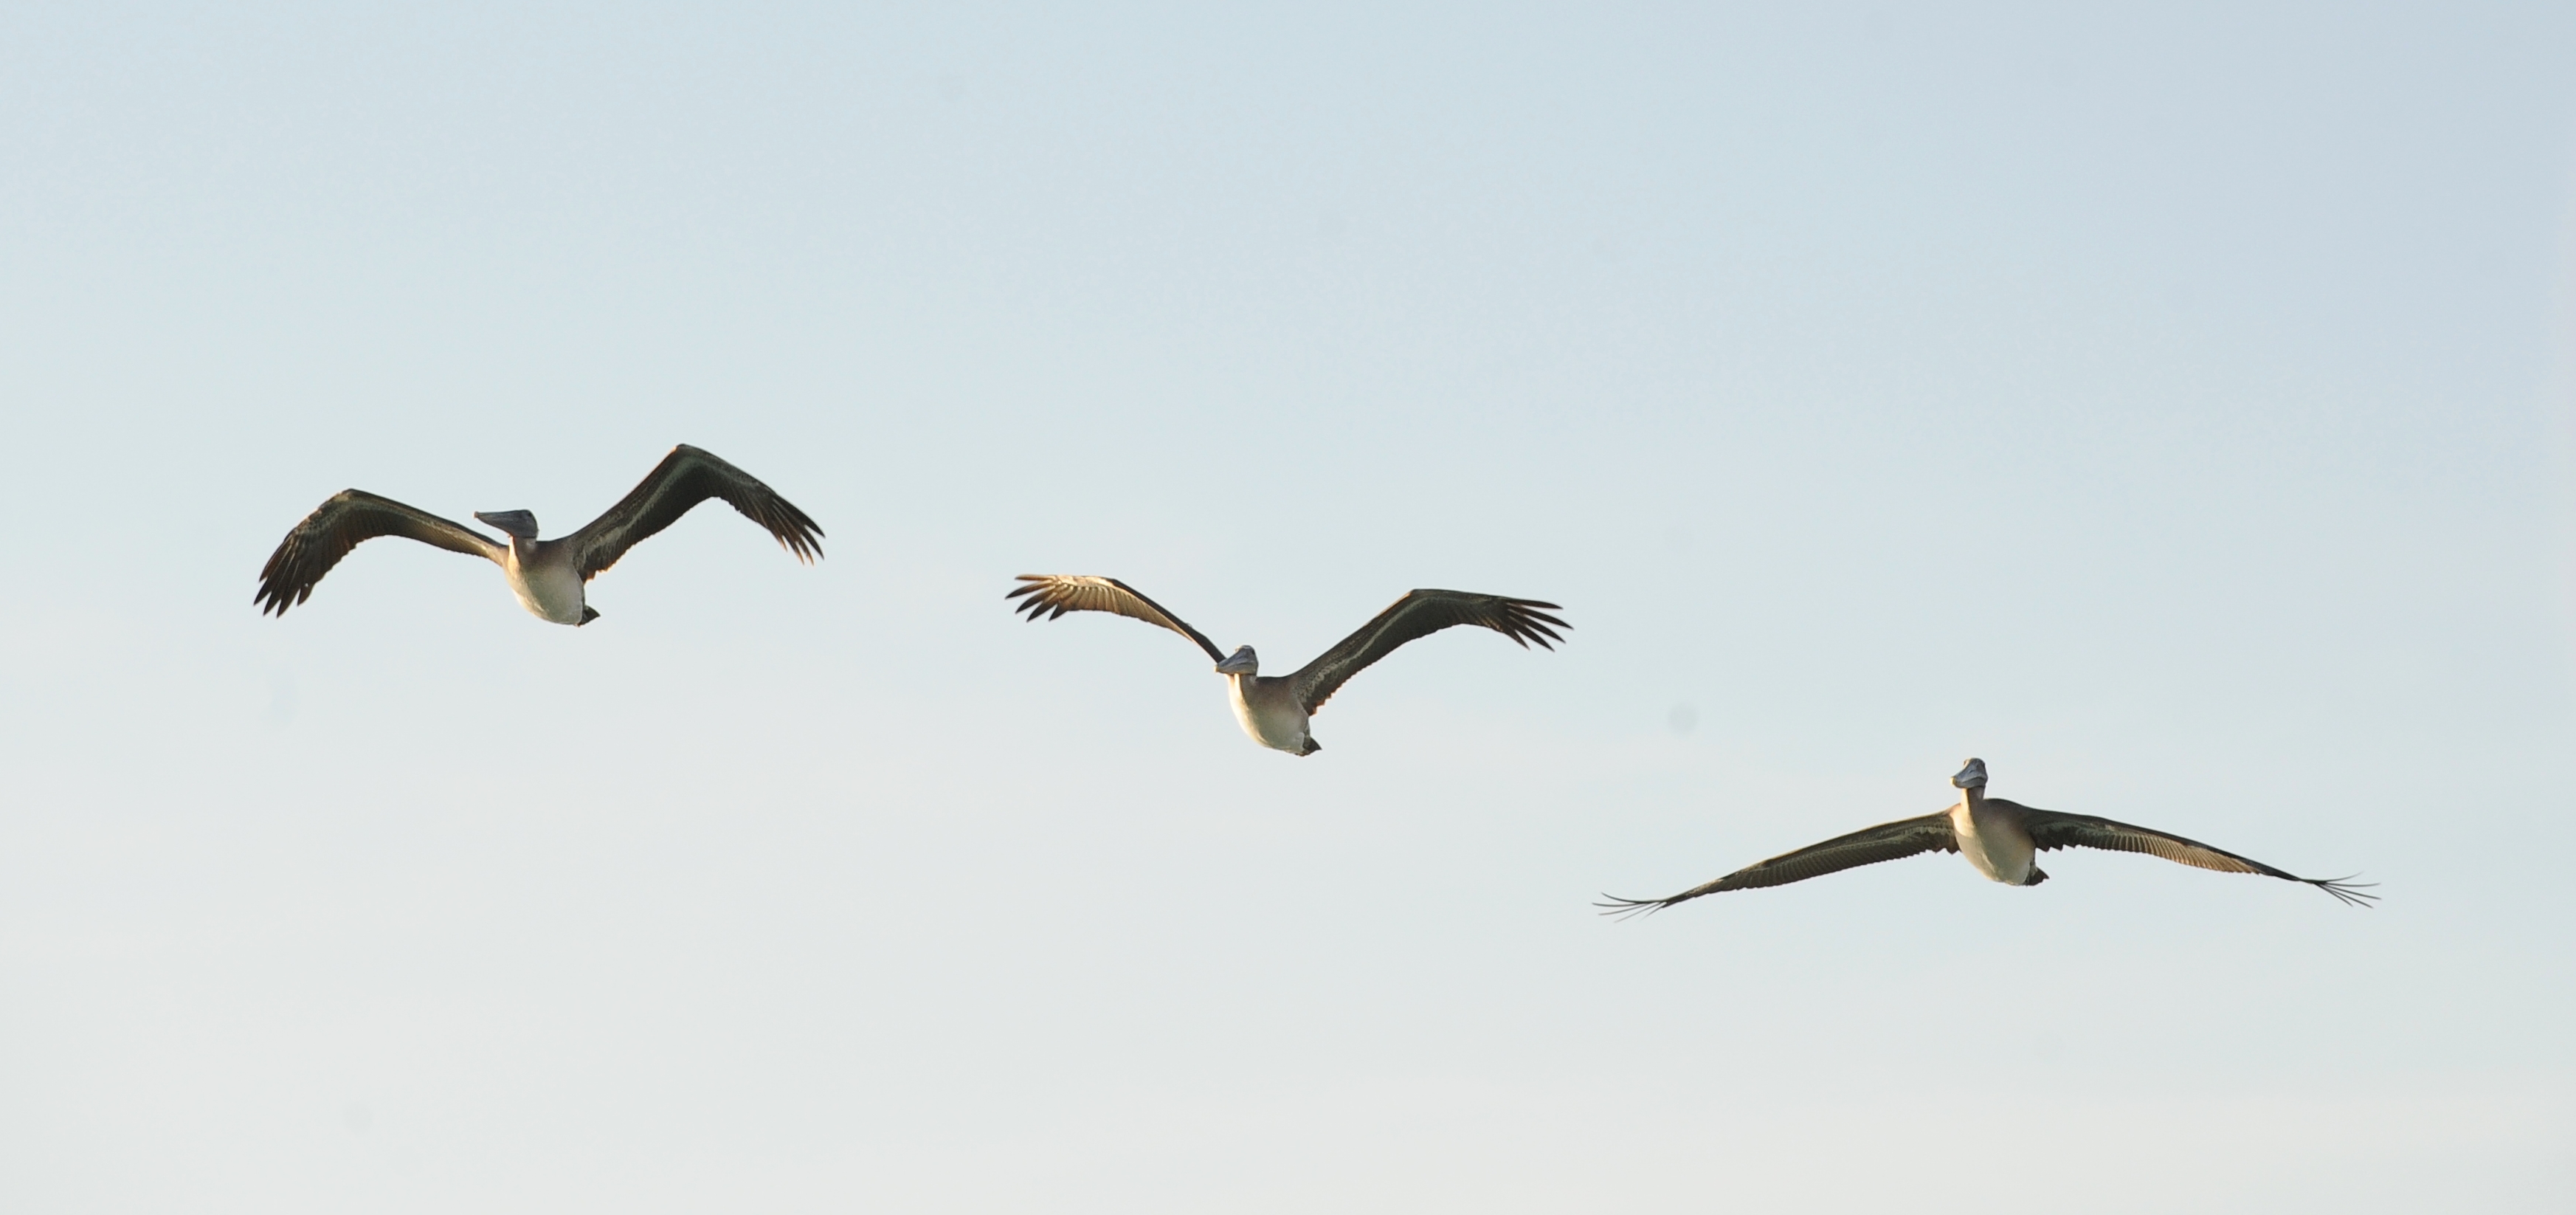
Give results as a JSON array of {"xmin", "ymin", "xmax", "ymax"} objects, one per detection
[
  {"xmin": 2310, "ymin": 875, "xmax": 2380, "ymax": 908},
  {"xmin": 767, "ymin": 500, "xmax": 825, "ymax": 564},
  {"xmin": 254, "ymin": 582, "xmax": 300, "ymax": 617},
  {"xmin": 1505, "ymin": 600, "xmax": 1570, "ymax": 649},
  {"xmin": 1593, "ymin": 895, "xmax": 1669, "ymax": 921},
  {"xmin": 1485, "ymin": 597, "xmax": 1569, "ymax": 651}
]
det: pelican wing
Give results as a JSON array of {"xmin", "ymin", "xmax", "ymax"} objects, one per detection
[
  {"xmin": 1006, "ymin": 575, "xmax": 1225, "ymax": 663},
  {"xmin": 2009, "ymin": 800, "xmax": 2378, "ymax": 906},
  {"xmin": 1288, "ymin": 589, "xmax": 1568, "ymax": 715},
  {"xmin": 566, "ymin": 445, "xmax": 823, "ymax": 579},
  {"xmin": 256, "ymin": 490, "xmax": 506, "ymax": 616},
  {"xmin": 1597, "ymin": 811, "xmax": 1958, "ymax": 917}
]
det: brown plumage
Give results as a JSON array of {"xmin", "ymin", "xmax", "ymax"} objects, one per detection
[
  {"xmin": 1006, "ymin": 576, "xmax": 1569, "ymax": 754},
  {"xmin": 2017, "ymin": 805, "xmax": 2377, "ymax": 905},
  {"xmin": 255, "ymin": 444, "xmax": 821, "ymax": 623},
  {"xmin": 1601, "ymin": 759, "xmax": 2376, "ymax": 916},
  {"xmin": 1286, "ymin": 590, "xmax": 1569, "ymax": 714},
  {"xmin": 256, "ymin": 492, "xmax": 504, "ymax": 616},
  {"xmin": 1597, "ymin": 813, "xmax": 1961, "ymax": 917},
  {"xmin": 566, "ymin": 445, "xmax": 822, "ymax": 577},
  {"xmin": 1006, "ymin": 575, "xmax": 1224, "ymax": 662}
]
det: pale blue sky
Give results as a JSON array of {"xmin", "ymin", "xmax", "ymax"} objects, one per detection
[{"xmin": 3, "ymin": 3, "xmax": 2572, "ymax": 1211}]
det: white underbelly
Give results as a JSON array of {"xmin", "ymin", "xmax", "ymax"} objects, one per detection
[
  {"xmin": 1227, "ymin": 677, "xmax": 1308, "ymax": 752},
  {"xmin": 1955, "ymin": 807, "xmax": 2036, "ymax": 886},
  {"xmin": 505, "ymin": 558, "xmax": 589, "ymax": 625}
]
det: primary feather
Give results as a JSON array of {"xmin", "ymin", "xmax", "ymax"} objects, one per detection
[
  {"xmin": 1005, "ymin": 575, "xmax": 1226, "ymax": 663},
  {"xmin": 1291, "ymin": 590, "xmax": 1569, "ymax": 713},
  {"xmin": 255, "ymin": 491, "xmax": 505, "ymax": 616},
  {"xmin": 1596, "ymin": 812, "xmax": 1958, "ymax": 918},
  {"xmin": 569, "ymin": 444, "xmax": 823, "ymax": 579}
]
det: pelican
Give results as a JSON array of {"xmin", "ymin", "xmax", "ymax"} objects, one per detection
[
  {"xmin": 256, "ymin": 444, "xmax": 822, "ymax": 625},
  {"xmin": 1006, "ymin": 575, "xmax": 1569, "ymax": 755},
  {"xmin": 1600, "ymin": 757, "xmax": 2375, "ymax": 915}
]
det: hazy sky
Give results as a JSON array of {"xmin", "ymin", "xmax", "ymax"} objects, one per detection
[{"xmin": 4, "ymin": 3, "xmax": 2573, "ymax": 1211}]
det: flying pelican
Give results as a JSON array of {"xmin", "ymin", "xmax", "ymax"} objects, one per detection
[
  {"xmin": 1006, "ymin": 575, "xmax": 1568, "ymax": 755},
  {"xmin": 1599, "ymin": 757, "xmax": 2375, "ymax": 915},
  {"xmin": 256, "ymin": 444, "xmax": 822, "ymax": 625}
]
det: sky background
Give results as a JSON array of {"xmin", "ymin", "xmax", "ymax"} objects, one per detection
[{"xmin": 4, "ymin": 2, "xmax": 2574, "ymax": 1211}]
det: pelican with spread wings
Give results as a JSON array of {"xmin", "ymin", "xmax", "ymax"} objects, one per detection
[
  {"xmin": 257, "ymin": 444, "xmax": 822, "ymax": 625},
  {"xmin": 1600, "ymin": 757, "xmax": 2375, "ymax": 915},
  {"xmin": 1006, "ymin": 575, "xmax": 1568, "ymax": 754}
]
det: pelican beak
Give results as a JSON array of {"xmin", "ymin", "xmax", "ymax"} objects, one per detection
[
  {"xmin": 1215, "ymin": 647, "xmax": 1258, "ymax": 676},
  {"xmin": 474, "ymin": 510, "xmax": 540, "ymax": 542},
  {"xmin": 1952, "ymin": 758, "xmax": 1989, "ymax": 789}
]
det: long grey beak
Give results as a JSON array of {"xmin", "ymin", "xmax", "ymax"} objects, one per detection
[{"xmin": 474, "ymin": 509, "xmax": 540, "ymax": 541}]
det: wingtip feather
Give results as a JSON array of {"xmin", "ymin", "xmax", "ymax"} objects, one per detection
[
  {"xmin": 1593, "ymin": 895, "xmax": 1669, "ymax": 920},
  {"xmin": 2310, "ymin": 875, "xmax": 2380, "ymax": 908}
]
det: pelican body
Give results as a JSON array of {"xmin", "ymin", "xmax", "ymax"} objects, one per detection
[
  {"xmin": 1951, "ymin": 764, "xmax": 2042, "ymax": 886},
  {"xmin": 1600, "ymin": 757, "xmax": 2375, "ymax": 914},
  {"xmin": 1007, "ymin": 575, "xmax": 1569, "ymax": 755},
  {"xmin": 483, "ymin": 511, "xmax": 595, "ymax": 624},
  {"xmin": 256, "ymin": 445, "xmax": 823, "ymax": 625},
  {"xmin": 1220, "ymin": 650, "xmax": 1314, "ymax": 752}
]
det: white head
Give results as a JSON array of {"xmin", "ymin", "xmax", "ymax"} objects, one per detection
[
  {"xmin": 1952, "ymin": 757, "xmax": 1989, "ymax": 789},
  {"xmin": 474, "ymin": 510, "xmax": 540, "ymax": 543},
  {"xmin": 1215, "ymin": 645, "xmax": 1259, "ymax": 676}
]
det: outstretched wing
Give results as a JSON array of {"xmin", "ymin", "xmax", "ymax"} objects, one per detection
[
  {"xmin": 2009, "ymin": 800, "xmax": 2378, "ymax": 907},
  {"xmin": 1288, "ymin": 589, "xmax": 1568, "ymax": 715},
  {"xmin": 1006, "ymin": 575, "xmax": 1225, "ymax": 663},
  {"xmin": 566, "ymin": 445, "xmax": 823, "ymax": 579},
  {"xmin": 1597, "ymin": 811, "xmax": 1959, "ymax": 917},
  {"xmin": 256, "ymin": 490, "xmax": 506, "ymax": 616}
]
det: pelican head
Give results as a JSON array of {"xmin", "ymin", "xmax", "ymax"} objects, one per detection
[
  {"xmin": 1215, "ymin": 645, "xmax": 1260, "ymax": 677},
  {"xmin": 1952, "ymin": 757, "xmax": 1989, "ymax": 789},
  {"xmin": 474, "ymin": 510, "xmax": 540, "ymax": 543}
]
